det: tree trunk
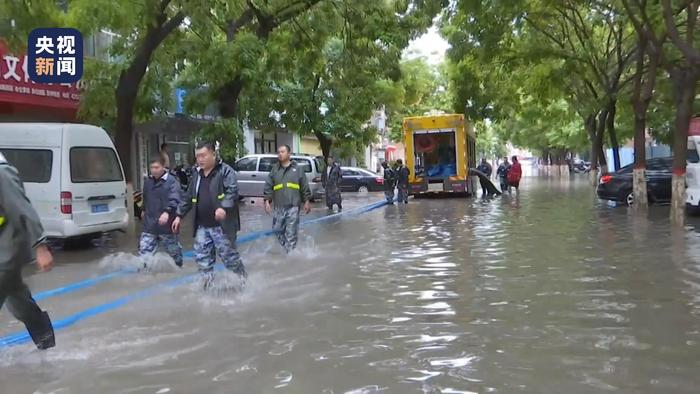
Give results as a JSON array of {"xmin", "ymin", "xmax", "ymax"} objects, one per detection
[
  {"xmin": 631, "ymin": 39, "xmax": 657, "ymax": 209},
  {"xmin": 669, "ymin": 67, "xmax": 698, "ymax": 225},
  {"xmin": 113, "ymin": 9, "xmax": 185, "ymax": 182},
  {"xmin": 586, "ymin": 114, "xmax": 599, "ymax": 185},
  {"xmin": 607, "ymin": 101, "xmax": 621, "ymax": 171},
  {"xmin": 218, "ymin": 76, "xmax": 244, "ymax": 118},
  {"xmin": 591, "ymin": 109, "xmax": 609, "ymax": 183},
  {"xmin": 217, "ymin": 1, "xmax": 322, "ymax": 119},
  {"xmin": 315, "ymin": 131, "xmax": 333, "ymax": 160}
]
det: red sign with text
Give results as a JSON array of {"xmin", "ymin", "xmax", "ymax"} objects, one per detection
[
  {"xmin": 0, "ymin": 42, "xmax": 80, "ymax": 109},
  {"xmin": 690, "ymin": 117, "xmax": 700, "ymax": 137}
]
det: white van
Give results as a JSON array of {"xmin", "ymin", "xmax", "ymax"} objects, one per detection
[
  {"xmin": 686, "ymin": 135, "xmax": 700, "ymax": 211},
  {"xmin": 0, "ymin": 123, "xmax": 128, "ymax": 240}
]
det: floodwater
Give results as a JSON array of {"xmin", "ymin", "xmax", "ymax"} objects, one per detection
[{"xmin": 2, "ymin": 178, "xmax": 700, "ymax": 393}]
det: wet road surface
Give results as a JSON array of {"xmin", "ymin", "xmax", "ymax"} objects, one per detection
[{"xmin": 2, "ymin": 179, "xmax": 700, "ymax": 393}]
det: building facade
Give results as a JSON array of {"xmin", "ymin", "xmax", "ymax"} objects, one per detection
[{"xmin": 0, "ymin": 41, "xmax": 80, "ymax": 121}]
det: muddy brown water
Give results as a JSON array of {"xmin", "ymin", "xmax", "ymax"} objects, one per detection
[{"xmin": 2, "ymin": 179, "xmax": 700, "ymax": 393}]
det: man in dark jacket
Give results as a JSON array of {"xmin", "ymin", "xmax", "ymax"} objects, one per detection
[
  {"xmin": 0, "ymin": 152, "xmax": 55, "ymax": 350},
  {"xmin": 173, "ymin": 142, "xmax": 246, "ymax": 288},
  {"xmin": 382, "ymin": 161, "xmax": 396, "ymax": 204},
  {"xmin": 476, "ymin": 158, "xmax": 493, "ymax": 196},
  {"xmin": 139, "ymin": 156, "xmax": 183, "ymax": 270},
  {"xmin": 496, "ymin": 157, "xmax": 511, "ymax": 193},
  {"xmin": 322, "ymin": 155, "xmax": 343, "ymax": 211},
  {"xmin": 264, "ymin": 145, "xmax": 312, "ymax": 253},
  {"xmin": 396, "ymin": 159, "xmax": 410, "ymax": 204}
]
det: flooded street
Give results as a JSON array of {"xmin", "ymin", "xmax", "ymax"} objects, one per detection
[{"xmin": 3, "ymin": 178, "xmax": 700, "ymax": 393}]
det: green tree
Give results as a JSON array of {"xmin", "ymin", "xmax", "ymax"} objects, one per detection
[
  {"xmin": 385, "ymin": 58, "xmax": 453, "ymax": 142},
  {"xmin": 621, "ymin": 0, "xmax": 700, "ymax": 223},
  {"xmin": 1, "ymin": 0, "xmax": 186, "ymax": 183},
  {"xmin": 443, "ymin": 0, "xmax": 637, "ymax": 178}
]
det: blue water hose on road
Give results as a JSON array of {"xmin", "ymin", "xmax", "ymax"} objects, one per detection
[
  {"xmin": 0, "ymin": 200, "xmax": 387, "ymax": 348},
  {"xmin": 32, "ymin": 200, "xmax": 387, "ymax": 302}
]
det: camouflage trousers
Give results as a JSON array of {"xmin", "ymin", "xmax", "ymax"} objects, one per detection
[
  {"xmin": 139, "ymin": 233, "xmax": 183, "ymax": 267},
  {"xmin": 384, "ymin": 188, "xmax": 395, "ymax": 203},
  {"xmin": 397, "ymin": 184, "xmax": 409, "ymax": 203},
  {"xmin": 272, "ymin": 206, "xmax": 300, "ymax": 253},
  {"xmin": 194, "ymin": 226, "xmax": 246, "ymax": 276}
]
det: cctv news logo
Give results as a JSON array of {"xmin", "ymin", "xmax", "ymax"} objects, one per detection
[{"xmin": 27, "ymin": 28, "xmax": 83, "ymax": 84}]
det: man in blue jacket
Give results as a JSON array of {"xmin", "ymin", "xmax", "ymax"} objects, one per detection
[
  {"xmin": 0, "ymin": 152, "xmax": 55, "ymax": 350},
  {"xmin": 139, "ymin": 156, "xmax": 183, "ymax": 269},
  {"xmin": 173, "ymin": 142, "xmax": 246, "ymax": 289}
]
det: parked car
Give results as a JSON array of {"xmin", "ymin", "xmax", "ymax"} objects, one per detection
[
  {"xmin": 339, "ymin": 167, "xmax": 384, "ymax": 193},
  {"xmin": 573, "ymin": 159, "xmax": 591, "ymax": 174},
  {"xmin": 233, "ymin": 154, "xmax": 325, "ymax": 201},
  {"xmin": 596, "ymin": 157, "xmax": 673, "ymax": 206},
  {"xmin": 0, "ymin": 123, "xmax": 129, "ymax": 240}
]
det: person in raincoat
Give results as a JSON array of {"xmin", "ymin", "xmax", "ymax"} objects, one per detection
[
  {"xmin": 396, "ymin": 159, "xmax": 410, "ymax": 204},
  {"xmin": 139, "ymin": 156, "xmax": 183, "ymax": 270},
  {"xmin": 382, "ymin": 161, "xmax": 397, "ymax": 204},
  {"xmin": 496, "ymin": 157, "xmax": 511, "ymax": 193},
  {"xmin": 507, "ymin": 156, "xmax": 523, "ymax": 193},
  {"xmin": 0, "ymin": 152, "xmax": 55, "ymax": 350},
  {"xmin": 264, "ymin": 145, "xmax": 312, "ymax": 253},
  {"xmin": 322, "ymin": 155, "xmax": 343, "ymax": 211},
  {"xmin": 476, "ymin": 158, "xmax": 493, "ymax": 196},
  {"xmin": 172, "ymin": 141, "xmax": 246, "ymax": 290}
]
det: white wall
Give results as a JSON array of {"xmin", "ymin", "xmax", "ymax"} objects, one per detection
[{"xmin": 242, "ymin": 123, "xmax": 255, "ymax": 156}]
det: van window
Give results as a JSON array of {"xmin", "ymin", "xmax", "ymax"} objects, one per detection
[
  {"xmin": 688, "ymin": 140, "xmax": 700, "ymax": 164},
  {"xmin": 235, "ymin": 157, "xmax": 258, "ymax": 172},
  {"xmin": 291, "ymin": 158, "xmax": 312, "ymax": 173},
  {"xmin": 0, "ymin": 149, "xmax": 52, "ymax": 183},
  {"xmin": 259, "ymin": 157, "xmax": 278, "ymax": 172},
  {"xmin": 70, "ymin": 147, "xmax": 123, "ymax": 183}
]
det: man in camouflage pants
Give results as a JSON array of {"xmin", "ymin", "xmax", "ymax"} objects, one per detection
[
  {"xmin": 264, "ymin": 145, "xmax": 312, "ymax": 253},
  {"xmin": 173, "ymin": 142, "xmax": 246, "ymax": 289},
  {"xmin": 139, "ymin": 156, "xmax": 183, "ymax": 269},
  {"xmin": 382, "ymin": 161, "xmax": 397, "ymax": 204},
  {"xmin": 0, "ymin": 152, "xmax": 55, "ymax": 350}
]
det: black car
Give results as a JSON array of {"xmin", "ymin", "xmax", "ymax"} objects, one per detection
[
  {"xmin": 340, "ymin": 167, "xmax": 384, "ymax": 192},
  {"xmin": 596, "ymin": 157, "xmax": 672, "ymax": 206}
]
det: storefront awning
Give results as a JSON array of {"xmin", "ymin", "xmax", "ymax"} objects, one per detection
[{"xmin": 0, "ymin": 41, "xmax": 80, "ymax": 113}]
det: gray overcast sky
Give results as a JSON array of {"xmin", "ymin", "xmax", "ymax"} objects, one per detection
[{"xmin": 403, "ymin": 26, "xmax": 450, "ymax": 64}]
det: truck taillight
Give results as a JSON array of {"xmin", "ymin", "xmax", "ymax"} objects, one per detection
[{"xmin": 60, "ymin": 191, "xmax": 73, "ymax": 214}]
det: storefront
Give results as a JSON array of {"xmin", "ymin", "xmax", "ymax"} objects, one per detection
[
  {"xmin": 0, "ymin": 42, "xmax": 80, "ymax": 120},
  {"xmin": 133, "ymin": 116, "xmax": 208, "ymax": 190}
]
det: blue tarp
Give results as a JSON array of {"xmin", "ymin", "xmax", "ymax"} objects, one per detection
[{"xmin": 427, "ymin": 163, "xmax": 457, "ymax": 177}]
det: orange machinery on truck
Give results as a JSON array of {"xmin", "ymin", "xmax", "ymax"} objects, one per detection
[{"xmin": 403, "ymin": 113, "xmax": 477, "ymax": 196}]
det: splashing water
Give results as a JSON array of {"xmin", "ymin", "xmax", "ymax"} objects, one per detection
[{"xmin": 97, "ymin": 252, "xmax": 178, "ymax": 274}]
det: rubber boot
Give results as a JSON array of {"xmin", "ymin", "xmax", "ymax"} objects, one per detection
[{"xmin": 27, "ymin": 311, "xmax": 55, "ymax": 350}]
